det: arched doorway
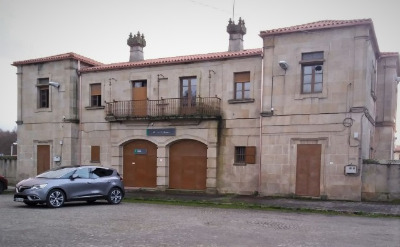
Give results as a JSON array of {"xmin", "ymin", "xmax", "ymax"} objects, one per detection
[
  {"xmin": 169, "ymin": 140, "xmax": 207, "ymax": 190},
  {"xmin": 123, "ymin": 140, "xmax": 157, "ymax": 188}
]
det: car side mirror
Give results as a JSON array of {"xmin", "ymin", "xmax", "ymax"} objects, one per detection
[{"xmin": 70, "ymin": 174, "xmax": 79, "ymax": 180}]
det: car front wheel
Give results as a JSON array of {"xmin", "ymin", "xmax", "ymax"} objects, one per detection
[
  {"xmin": 47, "ymin": 189, "xmax": 65, "ymax": 208},
  {"xmin": 107, "ymin": 187, "xmax": 123, "ymax": 204}
]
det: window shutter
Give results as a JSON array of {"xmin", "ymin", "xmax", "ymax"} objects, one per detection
[
  {"xmin": 245, "ymin": 146, "xmax": 256, "ymax": 164},
  {"xmin": 91, "ymin": 146, "xmax": 100, "ymax": 162},
  {"xmin": 234, "ymin": 72, "xmax": 250, "ymax": 83},
  {"xmin": 91, "ymin": 84, "xmax": 101, "ymax": 96}
]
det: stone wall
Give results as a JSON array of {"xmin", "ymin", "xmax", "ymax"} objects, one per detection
[
  {"xmin": 362, "ymin": 161, "xmax": 400, "ymax": 201},
  {"xmin": 0, "ymin": 156, "xmax": 17, "ymax": 185}
]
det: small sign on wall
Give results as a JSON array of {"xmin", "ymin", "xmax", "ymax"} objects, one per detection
[
  {"xmin": 147, "ymin": 128, "xmax": 176, "ymax": 136},
  {"xmin": 134, "ymin": 149, "xmax": 147, "ymax": 155}
]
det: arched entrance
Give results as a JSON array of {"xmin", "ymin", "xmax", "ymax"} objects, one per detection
[
  {"xmin": 123, "ymin": 140, "xmax": 157, "ymax": 188},
  {"xmin": 169, "ymin": 139, "xmax": 207, "ymax": 190}
]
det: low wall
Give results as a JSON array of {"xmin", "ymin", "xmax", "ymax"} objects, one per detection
[
  {"xmin": 0, "ymin": 156, "xmax": 17, "ymax": 185},
  {"xmin": 362, "ymin": 161, "xmax": 400, "ymax": 201}
]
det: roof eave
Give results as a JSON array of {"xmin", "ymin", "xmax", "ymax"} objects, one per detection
[{"xmin": 80, "ymin": 49, "xmax": 263, "ymax": 73}]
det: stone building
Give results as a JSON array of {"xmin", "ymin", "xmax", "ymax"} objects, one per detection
[{"xmin": 12, "ymin": 18, "xmax": 399, "ymax": 201}]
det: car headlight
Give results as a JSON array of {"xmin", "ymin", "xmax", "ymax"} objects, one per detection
[{"xmin": 31, "ymin": 184, "xmax": 48, "ymax": 190}]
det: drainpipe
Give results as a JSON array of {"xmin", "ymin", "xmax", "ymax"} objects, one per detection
[
  {"xmin": 258, "ymin": 51, "xmax": 264, "ymax": 194},
  {"xmin": 78, "ymin": 61, "xmax": 82, "ymax": 165}
]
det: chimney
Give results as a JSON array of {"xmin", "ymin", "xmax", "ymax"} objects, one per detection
[
  {"xmin": 227, "ymin": 17, "xmax": 246, "ymax": 52},
  {"xmin": 127, "ymin": 31, "xmax": 146, "ymax": 62}
]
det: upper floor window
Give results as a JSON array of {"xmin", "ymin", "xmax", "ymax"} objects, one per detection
[
  {"xmin": 90, "ymin": 83, "xmax": 102, "ymax": 107},
  {"xmin": 180, "ymin": 77, "xmax": 197, "ymax": 99},
  {"xmin": 301, "ymin": 52, "xmax": 324, "ymax": 94},
  {"xmin": 234, "ymin": 72, "xmax": 250, "ymax": 100},
  {"xmin": 37, "ymin": 78, "xmax": 49, "ymax": 108}
]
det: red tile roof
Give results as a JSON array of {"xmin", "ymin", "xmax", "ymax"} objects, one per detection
[
  {"xmin": 80, "ymin": 48, "xmax": 262, "ymax": 73},
  {"xmin": 12, "ymin": 52, "xmax": 103, "ymax": 66},
  {"xmin": 260, "ymin": 19, "xmax": 373, "ymax": 37},
  {"xmin": 380, "ymin": 52, "xmax": 399, "ymax": 58}
]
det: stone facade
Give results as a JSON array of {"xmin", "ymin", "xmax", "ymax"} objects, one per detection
[{"xmin": 12, "ymin": 19, "xmax": 399, "ymax": 201}]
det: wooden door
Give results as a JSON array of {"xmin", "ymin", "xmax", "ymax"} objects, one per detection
[
  {"xmin": 123, "ymin": 140, "xmax": 157, "ymax": 188},
  {"xmin": 169, "ymin": 140, "xmax": 207, "ymax": 190},
  {"xmin": 295, "ymin": 144, "xmax": 321, "ymax": 197},
  {"xmin": 132, "ymin": 81, "xmax": 147, "ymax": 117},
  {"xmin": 37, "ymin": 145, "xmax": 50, "ymax": 175}
]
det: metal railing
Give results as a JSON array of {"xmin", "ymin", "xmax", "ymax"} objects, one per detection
[{"xmin": 105, "ymin": 97, "xmax": 221, "ymax": 121}]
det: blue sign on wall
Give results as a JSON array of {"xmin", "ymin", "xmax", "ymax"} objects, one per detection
[
  {"xmin": 146, "ymin": 128, "xmax": 176, "ymax": 136},
  {"xmin": 134, "ymin": 149, "xmax": 147, "ymax": 155}
]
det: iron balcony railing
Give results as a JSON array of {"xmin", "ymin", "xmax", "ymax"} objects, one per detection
[{"xmin": 105, "ymin": 97, "xmax": 221, "ymax": 121}]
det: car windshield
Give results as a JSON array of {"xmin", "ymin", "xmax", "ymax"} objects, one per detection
[{"xmin": 36, "ymin": 167, "xmax": 77, "ymax": 179}]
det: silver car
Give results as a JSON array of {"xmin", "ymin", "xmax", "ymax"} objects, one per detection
[{"xmin": 14, "ymin": 166, "xmax": 124, "ymax": 208}]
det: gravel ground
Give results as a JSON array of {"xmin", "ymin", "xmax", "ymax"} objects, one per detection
[{"xmin": 0, "ymin": 194, "xmax": 399, "ymax": 247}]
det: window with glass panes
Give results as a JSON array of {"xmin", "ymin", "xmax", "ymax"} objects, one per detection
[
  {"xmin": 234, "ymin": 72, "xmax": 250, "ymax": 100},
  {"xmin": 37, "ymin": 78, "xmax": 49, "ymax": 108},
  {"xmin": 90, "ymin": 84, "xmax": 102, "ymax": 107},
  {"xmin": 301, "ymin": 52, "xmax": 324, "ymax": 94}
]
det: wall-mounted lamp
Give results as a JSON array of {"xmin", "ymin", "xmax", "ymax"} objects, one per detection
[
  {"xmin": 278, "ymin": 61, "xmax": 289, "ymax": 71},
  {"xmin": 157, "ymin": 74, "xmax": 167, "ymax": 82},
  {"xmin": 49, "ymin": 81, "xmax": 60, "ymax": 88},
  {"xmin": 208, "ymin": 70, "xmax": 216, "ymax": 78}
]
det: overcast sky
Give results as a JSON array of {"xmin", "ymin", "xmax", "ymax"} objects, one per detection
[{"xmin": 1, "ymin": 0, "xmax": 399, "ymax": 136}]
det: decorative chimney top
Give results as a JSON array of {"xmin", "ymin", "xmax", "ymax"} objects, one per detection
[
  {"xmin": 127, "ymin": 31, "xmax": 146, "ymax": 48},
  {"xmin": 227, "ymin": 17, "xmax": 246, "ymax": 35},
  {"xmin": 227, "ymin": 18, "xmax": 246, "ymax": 52},
  {"xmin": 127, "ymin": 31, "xmax": 146, "ymax": 62}
]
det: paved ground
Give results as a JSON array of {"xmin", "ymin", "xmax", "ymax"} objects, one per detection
[{"xmin": 1, "ymin": 193, "xmax": 399, "ymax": 247}]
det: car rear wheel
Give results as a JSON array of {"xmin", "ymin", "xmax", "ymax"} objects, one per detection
[
  {"xmin": 107, "ymin": 187, "xmax": 123, "ymax": 204},
  {"xmin": 47, "ymin": 189, "xmax": 65, "ymax": 208},
  {"xmin": 0, "ymin": 182, "xmax": 4, "ymax": 194}
]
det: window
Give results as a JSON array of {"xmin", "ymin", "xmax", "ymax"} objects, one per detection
[
  {"xmin": 91, "ymin": 146, "xmax": 100, "ymax": 163},
  {"xmin": 301, "ymin": 52, "xmax": 324, "ymax": 94},
  {"xmin": 90, "ymin": 84, "xmax": 102, "ymax": 107},
  {"xmin": 234, "ymin": 146, "xmax": 256, "ymax": 165},
  {"xmin": 234, "ymin": 72, "xmax": 250, "ymax": 100},
  {"xmin": 133, "ymin": 81, "xmax": 147, "ymax": 88},
  {"xmin": 180, "ymin": 77, "xmax": 197, "ymax": 110},
  {"xmin": 91, "ymin": 168, "xmax": 113, "ymax": 178},
  {"xmin": 74, "ymin": 167, "xmax": 90, "ymax": 179},
  {"xmin": 180, "ymin": 77, "xmax": 197, "ymax": 99},
  {"xmin": 37, "ymin": 78, "xmax": 49, "ymax": 108}
]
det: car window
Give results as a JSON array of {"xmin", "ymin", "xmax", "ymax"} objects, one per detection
[
  {"xmin": 91, "ymin": 168, "xmax": 113, "ymax": 179},
  {"xmin": 37, "ymin": 167, "xmax": 77, "ymax": 178},
  {"xmin": 74, "ymin": 167, "xmax": 90, "ymax": 179}
]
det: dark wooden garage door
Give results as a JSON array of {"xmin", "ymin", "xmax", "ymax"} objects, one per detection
[
  {"xmin": 37, "ymin": 145, "xmax": 50, "ymax": 175},
  {"xmin": 169, "ymin": 140, "xmax": 207, "ymax": 190},
  {"xmin": 123, "ymin": 140, "xmax": 157, "ymax": 188},
  {"xmin": 295, "ymin": 144, "xmax": 321, "ymax": 197}
]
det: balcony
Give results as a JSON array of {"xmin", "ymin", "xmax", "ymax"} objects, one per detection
[{"xmin": 105, "ymin": 97, "xmax": 221, "ymax": 121}]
